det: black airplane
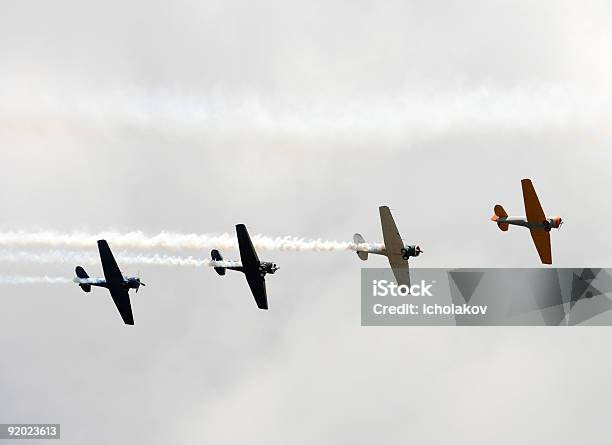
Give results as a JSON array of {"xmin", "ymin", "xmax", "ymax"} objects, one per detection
[
  {"xmin": 210, "ymin": 224, "xmax": 279, "ymax": 310},
  {"xmin": 73, "ymin": 240, "xmax": 145, "ymax": 325}
]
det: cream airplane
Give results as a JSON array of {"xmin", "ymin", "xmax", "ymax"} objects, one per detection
[
  {"xmin": 491, "ymin": 178, "xmax": 563, "ymax": 264},
  {"xmin": 354, "ymin": 206, "xmax": 423, "ymax": 286}
]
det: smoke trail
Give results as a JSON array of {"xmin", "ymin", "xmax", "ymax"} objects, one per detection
[
  {"xmin": 0, "ymin": 250, "xmax": 211, "ymax": 267},
  {"xmin": 0, "ymin": 275, "xmax": 72, "ymax": 285},
  {"xmin": 2, "ymin": 85, "xmax": 608, "ymax": 143},
  {"xmin": 0, "ymin": 231, "xmax": 357, "ymax": 252}
]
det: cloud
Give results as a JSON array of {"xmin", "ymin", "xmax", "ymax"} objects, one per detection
[
  {"xmin": 1, "ymin": 85, "xmax": 609, "ymax": 148},
  {"xmin": 2, "ymin": 1, "xmax": 612, "ymax": 444}
]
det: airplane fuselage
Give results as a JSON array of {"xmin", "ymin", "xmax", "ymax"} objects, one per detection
[
  {"xmin": 210, "ymin": 260, "xmax": 279, "ymax": 276},
  {"xmin": 73, "ymin": 276, "xmax": 142, "ymax": 290},
  {"xmin": 495, "ymin": 216, "xmax": 562, "ymax": 231},
  {"xmin": 355, "ymin": 243, "xmax": 422, "ymax": 260}
]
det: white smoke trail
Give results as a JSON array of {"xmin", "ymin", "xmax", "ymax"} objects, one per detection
[
  {"xmin": 0, "ymin": 275, "xmax": 72, "ymax": 285},
  {"xmin": 2, "ymin": 85, "xmax": 608, "ymax": 143},
  {"xmin": 0, "ymin": 231, "xmax": 356, "ymax": 252},
  {"xmin": 0, "ymin": 250, "xmax": 211, "ymax": 268}
]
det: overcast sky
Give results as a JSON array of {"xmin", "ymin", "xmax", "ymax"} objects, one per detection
[{"xmin": 1, "ymin": 1, "xmax": 612, "ymax": 443}]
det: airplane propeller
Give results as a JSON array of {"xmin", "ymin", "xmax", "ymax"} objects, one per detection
[{"xmin": 136, "ymin": 274, "xmax": 146, "ymax": 292}]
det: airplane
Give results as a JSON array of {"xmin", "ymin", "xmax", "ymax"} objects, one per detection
[
  {"xmin": 73, "ymin": 239, "xmax": 145, "ymax": 325},
  {"xmin": 491, "ymin": 178, "xmax": 563, "ymax": 264},
  {"xmin": 353, "ymin": 206, "xmax": 423, "ymax": 286},
  {"xmin": 210, "ymin": 224, "xmax": 279, "ymax": 310}
]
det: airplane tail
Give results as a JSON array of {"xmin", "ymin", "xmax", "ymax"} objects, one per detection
[
  {"xmin": 75, "ymin": 266, "xmax": 91, "ymax": 292},
  {"xmin": 491, "ymin": 204, "xmax": 509, "ymax": 231},
  {"xmin": 353, "ymin": 233, "xmax": 369, "ymax": 260},
  {"xmin": 211, "ymin": 249, "xmax": 226, "ymax": 275}
]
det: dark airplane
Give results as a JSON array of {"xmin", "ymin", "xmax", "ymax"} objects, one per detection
[
  {"xmin": 73, "ymin": 240, "xmax": 145, "ymax": 325},
  {"xmin": 210, "ymin": 224, "xmax": 279, "ymax": 310}
]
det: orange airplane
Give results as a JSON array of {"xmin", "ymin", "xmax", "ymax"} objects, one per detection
[{"xmin": 491, "ymin": 179, "xmax": 563, "ymax": 264}]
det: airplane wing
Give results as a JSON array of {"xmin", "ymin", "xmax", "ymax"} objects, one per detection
[
  {"xmin": 530, "ymin": 229, "xmax": 552, "ymax": 265},
  {"xmin": 379, "ymin": 206, "xmax": 410, "ymax": 286},
  {"xmin": 521, "ymin": 179, "xmax": 546, "ymax": 223},
  {"xmin": 236, "ymin": 225, "xmax": 269, "ymax": 309},
  {"xmin": 109, "ymin": 288, "xmax": 135, "ymax": 325},
  {"xmin": 245, "ymin": 273, "xmax": 269, "ymax": 310},
  {"xmin": 98, "ymin": 240, "xmax": 124, "ymax": 287},
  {"xmin": 391, "ymin": 266, "xmax": 411, "ymax": 287},
  {"xmin": 97, "ymin": 240, "xmax": 134, "ymax": 325},
  {"xmin": 236, "ymin": 224, "xmax": 260, "ymax": 269}
]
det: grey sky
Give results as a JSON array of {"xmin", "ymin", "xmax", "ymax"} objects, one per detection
[{"xmin": 1, "ymin": 1, "xmax": 612, "ymax": 443}]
